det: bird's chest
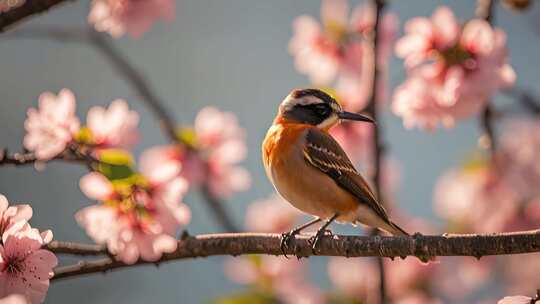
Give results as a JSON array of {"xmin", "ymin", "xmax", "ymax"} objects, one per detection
[{"xmin": 262, "ymin": 124, "xmax": 355, "ymax": 218}]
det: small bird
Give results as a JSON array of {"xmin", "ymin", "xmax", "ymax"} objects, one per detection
[{"xmin": 262, "ymin": 88, "xmax": 409, "ymax": 252}]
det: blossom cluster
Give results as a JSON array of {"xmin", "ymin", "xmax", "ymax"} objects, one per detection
[
  {"xmin": 392, "ymin": 6, "xmax": 516, "ymax": 129},
  {"xmin": 88, "ymin": 0, "xmax": 176, "ymax": 38},
  {"xmin": 289, "ymin": 0, "xmax": 397, "ymax": 164},
  {"xmin": 0, "ymin": 195, "xmax": 57, "ymax": 304},
  {"xmin": 13, "ymin": 88, "xmax": 249, "ymax": 302}
]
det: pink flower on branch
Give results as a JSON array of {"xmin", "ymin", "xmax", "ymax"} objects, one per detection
[
  {"xmin": 77, "ymin": 172, "xmax": 190, "ymax": 264},
  {"xmin": 0, "ymin": 196, "xmax": 32, "ymax": 238},
  {"xmin": 0, "ymin": 196, "xmax": 56, "ymax": 303},
  {"xmin": 85, "ymin": 99, "xmax": 140, "ymax": 149},
  {"xmin": 393, "ymin": 6, "xmax": 516, "ymax": 129},
  {"xmin": 88, "ymin": 0, "xmax": 176, "ymax": 38},
  {"xmin": 289, "ymin": 0, "xmax": 396, "ymax": 85},
  {"xmin": 23, "ymin": 89, "xmax": 80, "ymax": 160},
  {"xmin": 498, "ymin": 295, "xmax": 538, "ymax": 304},
  {"xmin": 140, "ymin": 106, "xmax": 250, "ymax": 198}
]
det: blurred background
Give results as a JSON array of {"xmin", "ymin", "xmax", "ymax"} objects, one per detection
[{"xmin": 0, "ymin": 1, "xmax": 539, "ymax": 303}]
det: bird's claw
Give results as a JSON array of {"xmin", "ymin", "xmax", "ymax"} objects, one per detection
[
  {"xmin": 280, "ymin": 230, "xmax": 297, "ymax": 258},
  {"xmin": 309, "ymin": 229, "xmax": 333, "ymax": 254}
]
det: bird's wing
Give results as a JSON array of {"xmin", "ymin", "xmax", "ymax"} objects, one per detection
[{"xmin": 303, "ymin": 128, "xmax": 391, "ymax": 222}]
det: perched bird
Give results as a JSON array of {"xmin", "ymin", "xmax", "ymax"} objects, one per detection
[{"xmin": 262, "ymin": 88, "xmax": 409, "ymax": 252}]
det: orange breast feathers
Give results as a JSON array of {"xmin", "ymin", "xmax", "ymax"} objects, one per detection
[{"xmin": 263, "ymin": 121, "xmax": 310, "ymax": 169}]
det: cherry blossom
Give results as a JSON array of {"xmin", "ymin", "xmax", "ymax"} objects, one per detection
[
  {"xmin": 76, "ymin": 171, "xmax": 190, "ymax": 264},
  {"xmin": 245, "ymin": 194, "xmax": 301, "ymax": 233},
  {"xmin": 289, "ymin": 0, "xmax": 397, "ymax": 85},
  {"xmin": 328, "ymin": 257, "xmax": 379, "ymax": 303},
  {"xmin": 0, "ymin": 294, "xmax": 29, "ymax": 304},
  {"xmin": 393, "ymin": 6, "xmax": 515, "ymax": 129},
  {"xmin": 0, "ymin": 196, "xmax": 32, "ymax": 237},
  {"xmin": 498, "ymin": 295, "xmax": 537, "ymax": 304},
  {"xmin": 224, "ymin": 256, "xmax": 322, "ymax": 304},
  {"xmin": 85, "ymin": 99, "xmax": 139, "ymax": 149},
  {"xmin": 499, "ymin": 119, "xmax": 540, "ymax": 199},
  {"xmin": 433, "ymin": 160, "xmax": 519, "ymax": 233},
  {"xmin": 23, "ymin": 89, "xmax": 80, "ymax": 160},
  {"xmin": 88, "ymin": 0, "xmax": 176, "ymax": 38},
  {"xmin": 0, "ymin": 221, "xmax": 57, "ymax": 304},
  {"xmin": 140, "ymin": 107, "xmax": 250, "ymax": 198}
]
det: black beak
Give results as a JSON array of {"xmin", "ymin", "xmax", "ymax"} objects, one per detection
[{"xmin": 337, "ymin": 111, "xmax": 375, "ymax": 123}]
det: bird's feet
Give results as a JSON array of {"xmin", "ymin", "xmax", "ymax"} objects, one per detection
[
  {"xmin": 308, "ymin": 229, "xmax": 333, "ymax": 254},
  {"xmin": 280, "ymin": 230, "xmax": 300, "ymax": 257}
]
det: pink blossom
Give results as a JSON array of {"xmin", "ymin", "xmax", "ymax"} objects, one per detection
[
  {"xmin": 23, "ymin": 89, "xmax": 80, "ymax": 160},
  {"xmin": 499, "ymin": 119, "xmax": 540, "ymax": 199},
  {"xmin": 435, "ymin": 257, "xmax": 493, "ymax": 301},
  {"xmin": 289, "ymin": 0, "xmax": 397, "ymax": 85},
  {"xmin": 385, "ymin": 257, "xmax": 437, "ymax": 298},
  {"xmin": 498, "ymin": 295, "xmax": 535, "ymax": 304},
  {"xmin": 0, "ymin": 221, "xmax": 57, "ymax": 304},
  {"xmin": 224, "ymin": 256, "xmax": 321, "ymax": 304},
  {"xmin": 88, "ymin": 0, "xmax": 175, "ymax": 38},
  {"xmin": 245, "ymin": 194, "xmax": 301, "ymax": 233},
  {"xmin": 433, "ymin": 162, "xmax": 519, "ymax": 233},
  {"xmin": 393, "ymin": 6, "xmax": 515, "ymax": 129},
  {"xmin": 194, "ymin": 107, "xmax": 250, "ymax": 197},
  {"xmin": 86, "ymin": 99, "xmax": 139, "ymax": 149},
  {"xmin": 0, "ymin": 195, "xmax": 32, "ymax": 237},
  {"xmin": 0, "ymin": 294, "xmax": 29, "ymax": 304},
  {"xmin": 328, "ymin": 257, "xmax": 379, "ymax": 303},
  {"xmin": 504, "ymin": 253, "xmax": 540, "ymax": 295},
  {"xmin": 140, "ymin": 107, "xmax": 250, "ymax": 198},
  {"xmin": 77, "ymin": 172, "xmax": 190, "ymax": 264}
]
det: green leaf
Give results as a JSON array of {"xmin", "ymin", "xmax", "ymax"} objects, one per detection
[{"xmin": 96, "ymin": 149, "xmax": 135, "ymax": 181}]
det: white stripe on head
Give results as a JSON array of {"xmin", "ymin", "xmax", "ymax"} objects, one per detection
[{"xmin": 281, "ymin": 94, "xmax": 325, "ymax": 111}]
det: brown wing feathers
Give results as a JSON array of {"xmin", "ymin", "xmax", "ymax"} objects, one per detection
[{"xmin": 303, "ymin": 128, "xmax": 393, "ymax": 226}]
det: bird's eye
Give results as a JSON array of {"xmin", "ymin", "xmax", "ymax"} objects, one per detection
[{"xmin": 315, "ymin": 104, "xmax": 330, "ymax": 116}]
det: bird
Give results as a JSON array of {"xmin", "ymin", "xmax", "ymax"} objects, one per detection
[{"xmin": 262, "ymin": 88, "xmax": 409, "ymax": 253}]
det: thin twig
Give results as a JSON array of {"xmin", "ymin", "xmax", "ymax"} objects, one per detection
[
  {"xmin": 0, "ymin": 147, "xmax": 95, "ymax": 167},
  {"xmin": 0, "ymin": 0, "xmax": 74, "ymax": 32},
  {"xmin": 365, "ymin": 0, "xmax": 387, "ymax": 302},
  {"xmin": 4, "ymin": 26, "xmax": 240, "ymax": 232},
  {"xmin": 50, "ymin": 229, "xmax": 540, "ymax": 281},
  {"xmin": 477, "ymin": 0, "xmax": 498, "ymax": 156},
  {"xmin": 502, "ymin": 88, "xmax": 540, "ymax": 115}
]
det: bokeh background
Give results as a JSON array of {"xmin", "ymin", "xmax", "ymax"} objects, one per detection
[{"xmin": 0, "ymin": 1, "xmax": 539, "ymax": 303}]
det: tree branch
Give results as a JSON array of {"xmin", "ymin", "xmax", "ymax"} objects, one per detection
[
  {"xmin": 4, "ymin": 26, "xmax": 240, "ymax": 232},
  {"xmin": 0, "ymin": 147, "xmax": 95, "ymax": 167},
  {"xmin": 0, "ymin": 0, "xmax": 74, "ymax": 32},
  {"xmin": 365, "ymin": 0, "xmax": 387, "ymax": 302},
  {"xmin": 50, "ymin": 230, "xmax": 540, "ymax": 281},
  {"xmin": 477, "ymin": 0, "xmax": 498, "ymax": 156}
]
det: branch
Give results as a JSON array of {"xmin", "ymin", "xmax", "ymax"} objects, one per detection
[
  {"xmin": 50, "ymin": 230, "xmax": 540, "ymax": 281},
  {"xmin": 477, "ymin": 0, "xmax": 498, "ymax": 156},
  {"xmin": 0, "ymin": 147, "xmax": 95, "ymax": 167},
  {"xmin": 0, "ymin": 0, "xmax": 73, "ymax": 32},
  {"xmin": 4, "ymin": 26, "xmax": 240, "ymax": 232},
  {"xmin": 366, "ymin": 0, "xmax": 387, "ymax": 302},
  {"xmin": 502, "ymin": 88, "xmax": 540, "ymax": 115}
]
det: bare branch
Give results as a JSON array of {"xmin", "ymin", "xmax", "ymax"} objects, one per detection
[
  {"xmin": 50, "ymin": 230, "xmax": 540, "ymax": 281},
  {"xmin": 477, "ymin": 0, "xmax": 498, "ymax": 155},
  {"xmin": 366, "ymin": 0, "xmax": 387, "ymax": 302},
  {"xmin": 47, "ymin": 241, "xmax": 107, "ymax": 256},
  {"xmin": 0, "ymin": 147, "xmax": 95, "ymax": 167},
  {"xmin": 0, "ymin": 0, "xmax": 74, "ymax": 32}
]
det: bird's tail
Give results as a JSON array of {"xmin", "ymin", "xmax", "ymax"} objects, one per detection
[{"xmin": 382, "ymin": 220, "xmax": 409, "ymax": 236}]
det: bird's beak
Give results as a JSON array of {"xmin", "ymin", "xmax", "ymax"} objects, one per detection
[{"xmin": 337, "ymin": 111, "xmax": 375, "ymax": 123}]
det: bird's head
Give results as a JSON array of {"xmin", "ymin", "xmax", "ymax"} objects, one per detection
[{"xmin": 277, "ymin": 88, "xmax": 375, "ymax": 130}]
